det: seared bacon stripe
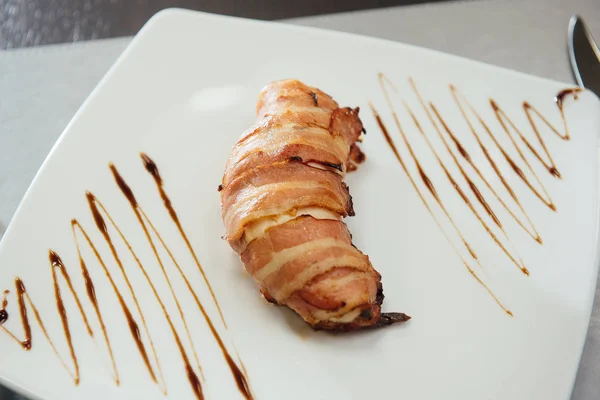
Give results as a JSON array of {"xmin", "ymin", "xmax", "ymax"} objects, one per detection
[
  {"xmin": 223, "ymin": 123, "xmax": 349, "ymax": 185},
  {"xmin": 222, "ymin": 161, "xmax": 354, "ymax": 240},
  {"xmin": 220, "ymin": 79, "xmax": 409, "ymax": 330}
]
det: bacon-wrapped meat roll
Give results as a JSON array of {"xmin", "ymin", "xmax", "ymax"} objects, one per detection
[{"xmin": 219, "ymin": 79, "xmax": 409, "ymax": 330}]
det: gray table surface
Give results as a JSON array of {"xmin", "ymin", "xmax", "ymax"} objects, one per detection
[{"xmin": 0, "ymin": 0, "xmax": 599, "ymax": 399}]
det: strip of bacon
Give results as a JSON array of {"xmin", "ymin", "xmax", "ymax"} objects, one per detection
[
  {"xmin": 220, "ymin": 79, "xmax": 409, "ymax": 330},
  {"xmin": 223, "ymin": 122, "xmax": 349, "ymax": 186},
  {"xmin": 222, "ymin": 160, "xmax": 354, "ymax": 241}
]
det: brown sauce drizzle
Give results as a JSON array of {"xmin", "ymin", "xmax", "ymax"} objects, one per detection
[
  {"xmin": 452, "ymin": 88, "xmax": 557, "ymax": 211},
  {"xmin": 376, "ymin": 76, "xmax": 481, "ymax": 263},
  {"xmin": 0, "ymin": 290, "xmax": 8, "ymax": 325},
  {"xmin": 49, "ymin": 251, "xmax": 86, "ymax": 385},
  {"xmin": 72, "ymin": 219, "xmax": 153, "ymax": 386},
  {"xmin": 0, "ymin": 154, "xmax": 253, "ymax": 400},
  {"xmin": 141, "ymin": 154, "xmax": 228, "ymax": 327},
  {"xmin": 555, "ymin": 88, "xmax": 583, "ymax": 138},
  {"xmin": 429, "ymin": 104, "xmax": 542, "ymax": 243},
  {"xmin": 408, "ymin": 80, "xmax": 528, "ymax": 275},
  {"xmin": 0, "ymin": 278, "xmax": 82, "ymax": 381},
  {"xmin": 370, "ymin": 104, "xmax": 511, "ymax": 315},
  {"xmin": 140, "ymin": 154, "xmax": 253, "ymax": 400},
  {"xmin": 76, "ymin": 244, "xmax": 119, "ymax": 385},
  {"xmin": 373, "ymin": 73, "xmax": 579, "ymax": 314}
]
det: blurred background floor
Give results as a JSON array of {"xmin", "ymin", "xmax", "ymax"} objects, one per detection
[{"xmin": 0, "ymin": 0, "xmax": 453, "ymax": 49}]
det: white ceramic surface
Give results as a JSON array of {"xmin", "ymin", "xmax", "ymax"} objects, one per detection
[{"xmin": 1, "ymin": 9, "xmax": 599, "ymax": 400}]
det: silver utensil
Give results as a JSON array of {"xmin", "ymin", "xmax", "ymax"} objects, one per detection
[{"xmin": 568, "ymin": 15, "xmax": 600, "ymax": 97}]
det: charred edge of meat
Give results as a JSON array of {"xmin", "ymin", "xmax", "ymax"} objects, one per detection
[
  {"xmin": 368, "ymin": 282, "xmax": 411, "ymax": 329},
  {"xmin": 317, "ymin": 161, "xmax": 343, "ymax": 172},
  {"xmin": 343, "ymin": 183, "xmax": 355, "ymax": 217},
  {"xmin": 310, "ymin": 310, "xmax": 362, "ymax": 332},
  {"xmin": 375, "ymin": 282, "xmax": 385, "ymax": 306},
  {"xmin": 311, "ymin": 307, "xmax": 410, "ymax": 332},
  {"xmin": 287, "ymin": 156, "xmax": 343, "ymax": 173},
  {"xmin": 0, "ymin": 309, "xmax": 7, "ymax": 325},
  {"xmin": 360, "ymin": 308, "xmax": 373, "ymax": 320},
  {"xmin": 362, "ymin": 127, "xmax": 367, "ymax": 135},
  {"xmin": 261, "ymin": 289, "xmax": 279, "ymax": 305},
  {"xmin": 372, "ymin": 312, "xmax": 412, "ymax": 328},
  {"xmin": 350, "ymin": 144, "xmax": 366, "ymax": 164},
  {"xmin": 311, "ymin": 281, "xmax": 409, "ymax": 331},
  {"xmin": 309, "ymin": 91, "xmax": 319, "ymax": 106},
  {"xmin": 355, "ymin": 149, "xmax": 366, "ymax": 163},
  {"xmin": 217, "ymin": 184, "xmax": 224, "ymax": 192}
]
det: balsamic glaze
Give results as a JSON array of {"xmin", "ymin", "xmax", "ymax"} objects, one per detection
[
  {"xmin": 0, "ymin": 154, "xmax": 254, "ymax": 399},
  {"xmin": 373, "ymin": 73, "xmax": 579, "ymax": 314},
  {"xmin": 140, "ymin": 154, "xmax": 253, "ymax": 400},
  {"xmin": 0, "ymin": 290, "xmax": 8, "ymax": 325},
  {"xmin": 371, "ymin": 104, "xmax": 512, "ymax": 316}
]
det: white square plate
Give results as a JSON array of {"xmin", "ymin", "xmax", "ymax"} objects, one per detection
[{"xmin": 1, "ymin": 9, "xmax": 600, "ymax": 400}]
